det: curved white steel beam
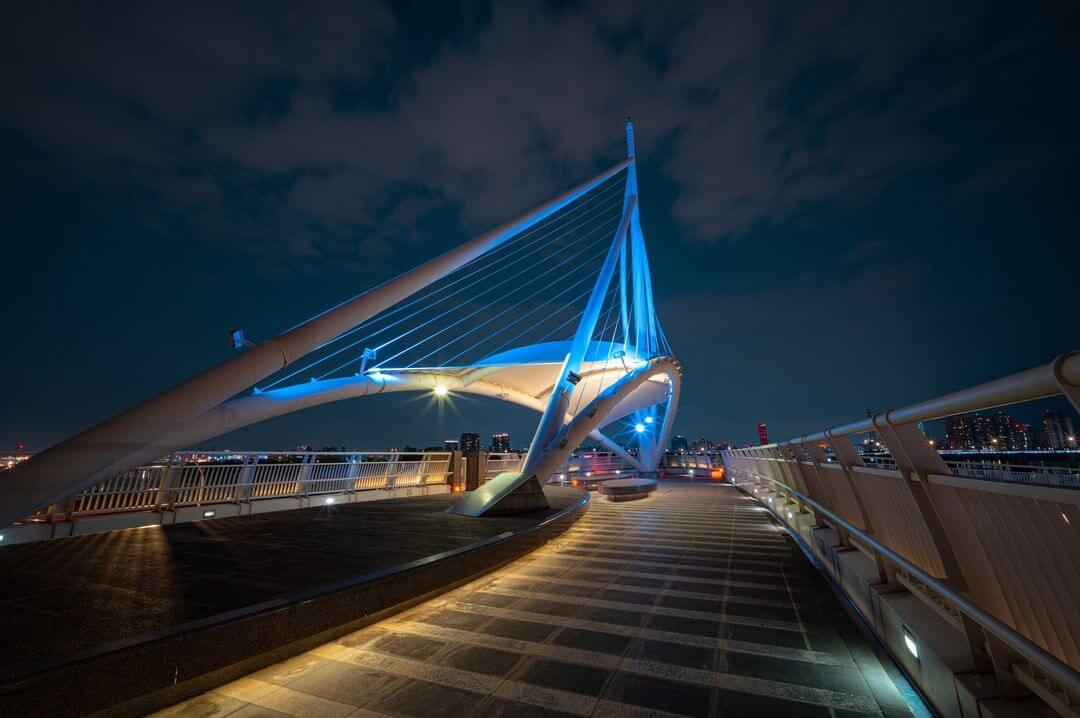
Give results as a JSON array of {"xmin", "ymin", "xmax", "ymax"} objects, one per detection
[
  {"xmin": 447, "ymin": 356, "xmax": 681, "ymax": 516},
  {"xmin": 64, "ymin": 365, "xmax": 672, "ymax": 492},
  {"xmin": 1, "ymin": 160, "xmax": 631, "ymax": 529}
]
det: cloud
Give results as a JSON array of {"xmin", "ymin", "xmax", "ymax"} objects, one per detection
[
  {"xmin": 837, "ymin": 239, "xmax": 888, "ymax": 263},
  {"xmin": 0, "ymin": 0, "xmax": 1067, "ymax": 275}
]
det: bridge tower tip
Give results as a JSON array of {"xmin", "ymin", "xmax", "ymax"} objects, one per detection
[{"xmin": 625, "ymin": 117, "xmax": 635, "ymax": 159}]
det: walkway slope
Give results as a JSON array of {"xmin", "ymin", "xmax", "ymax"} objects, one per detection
[{"xmin": 160, "ymin": 482, "xmax": 918, "ymax": 718}]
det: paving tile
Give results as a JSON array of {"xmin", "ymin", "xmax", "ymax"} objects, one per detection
[
  {"xmin": 150, "ymin": 692, "xmax": 246, "ymax": 717},
  {"xmin": 577, "ymin": 606, "xmax": 647, "ymax": 627},
  {"xmin": 463, "ymin": 591, "xmax": 521, "ymax": 608},
  {"xmin": 514, "ymin": 597, "xmax": 581, "ymax": 616},
  {"xmin": 419, "ymin": 608, "xmax": 491, "ymax": 631},
  {"xmin": 368, "ymin": 677, "xmax": 480, "ymax": 718},
  {"xmin": 479, "ymin": 617, "xmax": 558, "ymax": 642},
  {"xmin": 713, "ymin": 686, "xmax": 833, "ymax": 716},
  {"xmin": 514, "ymin": 657, "xmax": 612, "ymax": 696},
  {"xmin": 645, "ymin": 612, "xmax": 720, "ymax": 637},
  {"xmin": 550, "ymin": 627, "xmax": 632, "ymax": 656},
  {"xmin": 602, "ymin": 671, "xmax": 712, "ymax": 716},
  {"xmin": 370, "ymin": 632, "xmax": 448, "ymax": 661},
  {"xmin": 226, "ymin": 705, "xmax": 292, "ymax": 718},
  {"xmin": 436, "ymin": 644, "xmax": 524, "ymax": 676},
  {"xmin": 287, "ymin": 661, "xmax": 400, "ymax": 707},
  {"xmin": 470, "ymin": 695, "xmax": 579, "ymax": 718},
  {"xmin": 629, "ymin": 638, "xmax": 715, "ymax": 670}
]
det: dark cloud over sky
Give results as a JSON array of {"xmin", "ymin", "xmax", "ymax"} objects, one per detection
[{"xmin": 2, "ymin": 1, "xmax": 1078, "ymax": 450}]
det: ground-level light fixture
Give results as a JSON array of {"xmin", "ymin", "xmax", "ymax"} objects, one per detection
[
  {"xmin": 202, "ymin": 509, "xmax": 216, "ymax": 519},
  {"xmin": 433, "ymin": 385, "xmax": 449, "ymax": 397},
  {"xmin": 325, "ymin": 497, "xmax": 336, "ymax": 505},
  {"xmin": 903, "ymin": 628, "xmax": 919, "ymax": 659}
]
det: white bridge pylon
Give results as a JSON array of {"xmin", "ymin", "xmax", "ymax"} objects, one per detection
[{"xmin": 1, "ymin": 121, "xmax": 680, "ymax": 526}]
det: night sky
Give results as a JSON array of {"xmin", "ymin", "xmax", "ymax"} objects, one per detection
[{"xmin": 2, "ymin": 1, "xmax": 1078, "ymax": 452}]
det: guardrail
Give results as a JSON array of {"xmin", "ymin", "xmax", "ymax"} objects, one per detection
[
  {"xmin": 721, "ymin": 352, "xmax": 1080, "ymax": 715},
  {"xmin": 30, "ymin": 451, "xmax": 454, "ymax": 521},
  {"xmin": 859, "ymin": 454, "xmax": 1080, "ymax": 489},
  {"xmin": 482, "ymin": 450, "xmax": 723, "ymax": 486}
]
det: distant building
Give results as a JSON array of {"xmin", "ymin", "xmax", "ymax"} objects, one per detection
[
  {"xmin": 459, "ymin": 432, "xmax": 481, "ymax": 452},
  {"xmin": 670, "ymin": 435, "xmax": 689, "ymax": 454},
  {"xmin": 693, "ymin": 437, "xmax": 713, "ymax": 454},
  {"xmin": 1043, "ymin": 410, "xmax": 1077, "ymax": 450},
  {"xmin": 970, "ymin": 413, "xmax": 992, "ymax": 450},
  {"xmin": 443, "ymin": 439, "xmax": 459, "ymax": 452},
  {"xmin": 490, "ymin": 432, "xmax": 511, "ymax": 452},
  {"xmin": 944, "ymin": 415, "xmax": 975, "ymax": 450},
  {"xmin": 988, "ymin": 412, "xmax": 1015, "ymax": 450},
  {"xmin": 1012, "ymin": 422, "xmax": 1036, "ymax": 451},
  {"xmin": 757, "ymin": 423, "xmax": 769, "ymax": 445}
]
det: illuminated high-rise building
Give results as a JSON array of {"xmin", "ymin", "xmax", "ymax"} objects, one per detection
[{"xmin": 490, "ymin": 432, "xmax": 511, "ymax": 452}]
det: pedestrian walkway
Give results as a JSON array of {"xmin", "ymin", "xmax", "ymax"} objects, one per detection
[{"xmin": 158, "ymin": 482, "xmax": 920, "ymax": 717}]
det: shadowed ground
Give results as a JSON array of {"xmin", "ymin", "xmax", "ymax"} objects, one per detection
[
  {"xmin": 159, "ymin": 482, "xmax": 923, "ymax": 717},
  {"xmin": 0, "ymin": 490, "xmax": 579, "ymax": 677}
]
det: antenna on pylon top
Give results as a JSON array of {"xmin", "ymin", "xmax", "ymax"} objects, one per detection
[{"xmin": 625, "ymin": 117, "xmax": 636, "ymax": 159}]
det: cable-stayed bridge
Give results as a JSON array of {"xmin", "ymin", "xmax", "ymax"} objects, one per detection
[
  {"xmin": 1, "ymin": 120, "xmax": 679, "ymax": 525},
  {"xmin": 2, "ymin": 122, "xmax": 1078, "ymax": 718}
]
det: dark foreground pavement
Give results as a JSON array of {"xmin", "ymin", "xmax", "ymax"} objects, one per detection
[
  {"xmin": 160, "ymin": 483, "xmax": 922, "ymax": 718},
  {"xmin": 0, "ymin": 489, "xmax": 580, "ymax": 678}
]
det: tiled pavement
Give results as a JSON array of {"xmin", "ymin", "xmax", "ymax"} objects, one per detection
[{"xmin": 158, "ymin": 483, "xmax": 918, "ymax": 718}]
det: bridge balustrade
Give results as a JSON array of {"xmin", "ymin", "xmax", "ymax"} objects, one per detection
[
  {"xmin": 30, "ymin": 451, "xmax": 453, "ymax": 522},
  {"xmin": 721, "ymin": 352, "xmax": 1080, "ymax": 716}
]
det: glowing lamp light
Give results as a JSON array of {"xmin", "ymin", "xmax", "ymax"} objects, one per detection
[
  {"xmin": 325, "ymin": 497, "xmax": 336, "ymax": 505},
  {"xmin": 644, "ymin": 416, "xmax": 654, "ymax": 424},
  {"xmin": 635, "ymin": 423, "xmax": 646, "ymax": 433},
  {"xmin": 433, "ymin": 385, "xmax": 449, "ymax": 397},
  {"xmin": 903, "ymin": 629, "xmax": 919, "ymax": 659}
]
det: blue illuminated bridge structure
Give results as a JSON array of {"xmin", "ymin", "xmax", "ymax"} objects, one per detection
[
  {"xmin": 3, "ymin": 122, "xmax": 1080, "ymax": 718},
  {"xmin": 3, "ymin": 120, "xmax": 678, "ymax": 522}
]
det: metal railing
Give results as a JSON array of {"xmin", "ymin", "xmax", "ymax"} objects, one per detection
[
  {"xmin": 484, "ymin": 452, "xmax": 526, "ymax": 481},
  {"xmin": 31, "ymin": 451, "xmax": 453, "ymax": 520},
  {"xmin": 860, "ymin": 454, "xmax": 1080, "ymax": 489},
  {"xmin": 721, "ymin": 351, "xmax": 1080, "ymax": 713}
]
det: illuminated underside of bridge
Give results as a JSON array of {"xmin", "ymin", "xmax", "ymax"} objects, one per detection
[{"xmin": 2, "ymin": 120, "xmax": 679, "ymax": 524}]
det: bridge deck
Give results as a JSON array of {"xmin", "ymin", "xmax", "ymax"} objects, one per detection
[{"xmin": 160, "ymin": 483, "xmax": 919, "ymax": 717}]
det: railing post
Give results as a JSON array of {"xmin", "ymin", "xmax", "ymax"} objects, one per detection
[
  {"xmin": 296, "ymin": 453, "xmax": 314, "ymax": 496},
  {"xmin": 874, "ymin": 418, "xmax": 998, "ymax": 676},
  {"xmin": 234, "ymin": 454, "xmax": 257, "ymax": 502},
  {"xmin": 449, "ymin": 450, "xmax": 463, "ymax": 490},
  {"xmin": 386, "ymin": 453, "xmax": 399, "ymax": 490},
  {"xmin": 346, "ymin": 454, "xmax": 361, "ymax": 495},
  {"xmin": 153, "ymin": 455, "xmax": 177, "ymax": 511},
  {"xmin": 826, "ymin": 433, "xmax": 892, "ymax": 584}
]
